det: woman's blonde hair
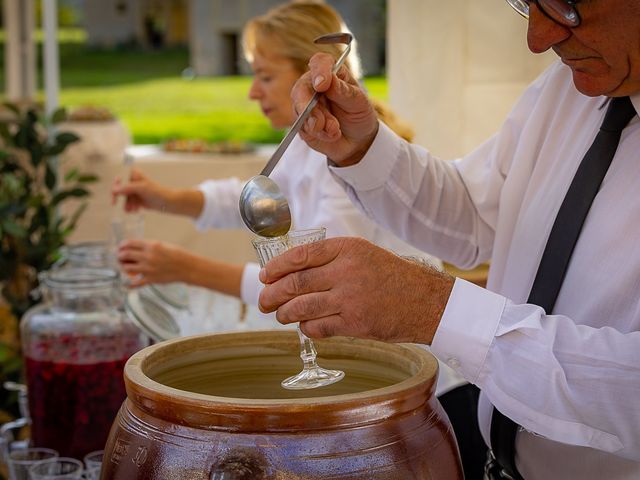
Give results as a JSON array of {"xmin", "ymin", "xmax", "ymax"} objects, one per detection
[{"xmin": 242, "ymin": 1, "xmax": 362, "ymax": 79}]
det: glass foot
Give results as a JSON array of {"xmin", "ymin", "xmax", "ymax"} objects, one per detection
[{"xmin": 281, "ymin": 366, "xmax": 345, "ymax": 390}]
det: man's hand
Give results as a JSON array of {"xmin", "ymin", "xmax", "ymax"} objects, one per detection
[
  {"xmin": 258, "ymin": 237, "xmax": 455, "ymax": 345},
  {"xmin": 293, "ymin": 53, "xmax": 379, "ymax": 166}
]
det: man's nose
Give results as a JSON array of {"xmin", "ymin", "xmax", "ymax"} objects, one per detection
[{"xmin": 527, "ymin": 3, "xmax": 571, "ymax": 54}]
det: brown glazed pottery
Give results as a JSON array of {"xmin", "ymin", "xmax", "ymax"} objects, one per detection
[{"xmin": 101, "ymin": 330, "xmax": 463, "ymax": 479}]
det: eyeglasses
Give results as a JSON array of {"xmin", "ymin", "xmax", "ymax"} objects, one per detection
[{"xmin": 506, "ymin": 0, "xmax": 581, "ymax": 27}]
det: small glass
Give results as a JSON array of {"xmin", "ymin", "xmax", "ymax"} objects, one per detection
[
  {"xmin": 7, "ymin": 448, "xmax": 58, "ymax": 480},
  {"xmin": 82, "ymin": 464, "xmax": 101, "ymax": 480},
  {"xmin": 252, "ymin": 228, "xmax": 344, "ymax": 390},
  {"xmin": 111, "ymin": 213, "xmax": 144, "ymax": 246},
  {"xmin": 111, "ymin": 213, "xmax": 144, "ymax": 284},
  {"xmin": 28, "ymin": 457, "xmax": 84, "ymax": 479},
  {"xmin": 83, "ymin": 449, "xmax": 103, "ymax": 471}
]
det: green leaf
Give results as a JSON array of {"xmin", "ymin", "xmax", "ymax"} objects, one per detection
[
  {"xmin": 0, "ymin": 343, "xmax": 12, "ymax": 362},
  {"xmin": 63, "ymin": 202, "xmax": 88, "ymax": 233},
  {"xmin": 0, "ymin": 202, "xmax": 27, "ymax": 218},
  {"xmin": 3, "ymin": 356, "xmax": 24, "ymax": 376},
  {"xmin": 50, "ymin": 107, "xmax": 68, "ymax": 124},
  {"xmin": 54, "ymin": 131, "xmax": 80, "ymax": 147},
  {"xmin": 47, "ymin": 132, "xmax": 80, "ymax": 156},
  {"xmin": 27, "ymin": 143, "xmax": 45, "ymax": 167},
  {"xmin": 64, "ymin": 168, "xmax": 79, "ymax": 182},
  {"xmin": 1, "ymin": 220, "xmax": 27, "ymax": 237},
  {"xmin": 51, "ymin": 187, "xmax": 90, "ymax": 206},
  {"xmin": 45, "ymin": 162, "xmax": 57, "ymax": 190},
  {"xmin": 77, "ymin": 174, "xmax": 99, "ymax": 183},
  {"xmin": 26, "ymin": 109, "xmax": 39, "ymax": 125},
  {"xmin": 0, "ymin": 124, "xmax": 12, "ymax": 145}
]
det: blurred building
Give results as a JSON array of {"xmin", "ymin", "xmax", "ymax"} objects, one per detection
[{"xmin": 81, "ymin": 0, "xmax": 386, "ymax": 75}]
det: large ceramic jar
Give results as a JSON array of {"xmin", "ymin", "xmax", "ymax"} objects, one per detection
[
  {"xmin": 20, "ymin": 268, "xmax": 148, "ymax": 459},
  {"xmin": 103, "ymin": 331, "xmax": 463, "ymax": 479}
]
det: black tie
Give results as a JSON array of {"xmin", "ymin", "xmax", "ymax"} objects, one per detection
[{"xmin": 490, "ymin": 96, "xmax": 637, "ymax": 480}]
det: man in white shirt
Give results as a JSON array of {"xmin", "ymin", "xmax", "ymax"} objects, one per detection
[{"xmin": 257, "ymin": 1, "xmax": 640, "ymax": 479}]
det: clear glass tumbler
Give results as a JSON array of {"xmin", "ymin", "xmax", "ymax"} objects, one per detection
[
  {"xmin": 7, "ymin": 447, "xmax": 58, "ymax": 480},
  {"xmin": 28, "ymin": 457, "xmax": 84, "ymax": 479},
  {"xmin": 83, "ymin": 449, "xmax": 103, "ymax": 472},
  {"xmin": 252, "ymin": 228, "xmax": 344, "ymax": 390}
]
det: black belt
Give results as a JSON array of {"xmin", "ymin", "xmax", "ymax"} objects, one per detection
[{"xmin": 485, "ymin": 450, "xmax": 518, "ymax": 480}]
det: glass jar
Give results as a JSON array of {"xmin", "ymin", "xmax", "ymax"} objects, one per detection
[{"xmin": 20, "ymin": 268, "xmax": 148, "ymax": 460}]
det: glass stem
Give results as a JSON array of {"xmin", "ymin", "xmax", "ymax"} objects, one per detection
[{"xmin": 296, "ymin": 326, "xmax": 318, "ymax": 369}]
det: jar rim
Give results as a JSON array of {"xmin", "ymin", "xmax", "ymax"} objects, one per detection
[
  {"xmin": 40, "ymin": 267, "xmax": 119, "ymax": 290},
  {"xmin": 124, "ymin": 331, "xmax": 439, "ymax": 432}
]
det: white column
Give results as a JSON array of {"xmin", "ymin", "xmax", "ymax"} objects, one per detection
[
  {"xmin": 42, "ymin": 0, "xmax": 60, "ymax": 117},
  {"xmin": 388, "ymin": 0, "xmax": 555, "ymax": 159},
  {"xmin": 189, "ymin": 0, "xmax": 224, "ymax": 76},
  {"xmin": 3, "ymin": 0, "xmax": 36, "ymax": 101}
]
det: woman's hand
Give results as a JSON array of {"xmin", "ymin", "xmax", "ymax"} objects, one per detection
[
  {"xmin": 117, "ymin": 239, "xmax": 191, "ymax": 287},
  {"xmin": 111, "ymin": 168, "xmax": 174, "ymax": 213}
]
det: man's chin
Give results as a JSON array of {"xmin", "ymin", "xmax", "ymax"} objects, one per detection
[{"xmin": 570, "ymin": 70, "xmax": 616, "ymax": 97}]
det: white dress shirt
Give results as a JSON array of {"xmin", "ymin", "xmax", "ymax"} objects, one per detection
[
  {"xmin": 193, "ymin": 135, "xmax": 462, "ymax": 396},
  {"xmin": 331, "ymin": 61, "xmax": 640, "ymax": 479}
]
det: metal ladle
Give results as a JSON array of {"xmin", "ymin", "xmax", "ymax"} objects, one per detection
[{"xmin": 239, "ymin": 32, "xmax": 354, "ymax": 237}]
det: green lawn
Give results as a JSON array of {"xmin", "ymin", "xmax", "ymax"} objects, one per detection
[{"xmin": 0, "ymin": 30, "xmax": 388, "ymax": 145}]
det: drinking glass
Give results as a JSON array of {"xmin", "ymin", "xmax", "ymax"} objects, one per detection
[
  {"xmin": 252, "ymin": 228, "xmax": 344, "ymax": 390},
  {"xmin": 28, "ymin": 457, "xmax": 83, "ymax": 479},
  {"xmin": 7, "ymin": 448, "xmax": 58, "ymax": 480},
  {"xmin": 111, "ymin": 213, "xmax": 144, "ymax": 284},
  {"xmin": 111, "ymin": 213, "xmax": 144, "ymax": 247},
  {"xmin": 82, "ymin": 450, "xmax": 103, "ymax": 472},
  {"xmin": 82, "ymin": 464, "xmax": 101, "ymax": 480}
]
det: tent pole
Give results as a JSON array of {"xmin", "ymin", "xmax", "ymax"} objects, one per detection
[{"xmin": 42, "ymin": 0, "xmax": 60, "ymax": 117}]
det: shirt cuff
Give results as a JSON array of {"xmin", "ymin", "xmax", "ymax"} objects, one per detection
[
  {"xmin": 329, "ymin": 121, "xmax": 402, "ymax": 191},
  {"xmin": 240, "ymin": 262, "xmax": 262, "ymax": 307},
  {"xmin": 431, "ymin": 278, "xmax": 506, "ymax": 384}
]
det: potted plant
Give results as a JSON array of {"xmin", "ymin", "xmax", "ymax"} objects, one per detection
[{"xmin": 0, "ymin": 102, "xmax": 97, "ymax": 416}]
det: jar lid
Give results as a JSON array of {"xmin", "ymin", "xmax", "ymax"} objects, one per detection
[
  {"xmin": 125, "ymin": 289, "xmax": 181, "ymax": 343},
  {"xmin": 148, "ymin": 283, "xmax": 189, "ymax": 310}
]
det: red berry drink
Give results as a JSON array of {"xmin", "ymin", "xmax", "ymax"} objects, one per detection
[{"xmin": 25, "ymin": 325, "xmax": 143, "ymax": 459}]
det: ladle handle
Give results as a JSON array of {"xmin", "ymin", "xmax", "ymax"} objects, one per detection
[{"xmin": 259, "ymin": 42, "xmax": 352, "ymax": 177}]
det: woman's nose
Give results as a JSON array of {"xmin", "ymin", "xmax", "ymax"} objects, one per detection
[
  {"xmin": 527, "ymin": 3, "xmax": 572, "ymax": 54},
  {"xmin": 248, "ymin": 79, "xmax": 262, "ymax": 100}
]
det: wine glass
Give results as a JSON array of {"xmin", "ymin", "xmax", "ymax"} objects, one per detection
[{"xmin": 252, "ymin": 228, "xmax": 345, "ymax": 390}]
